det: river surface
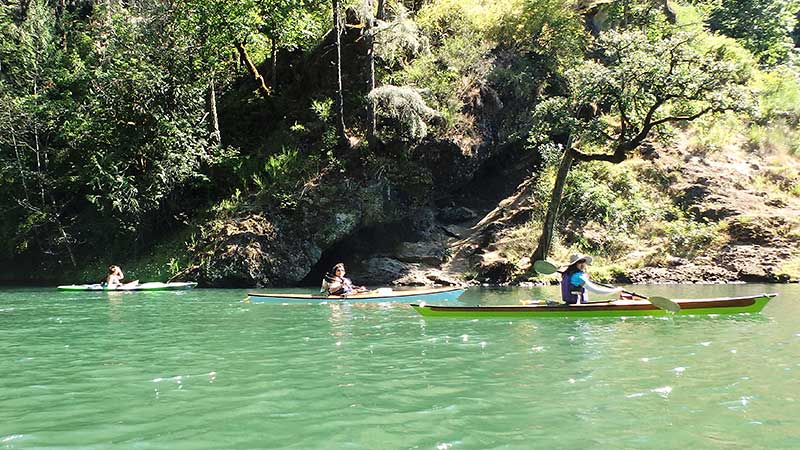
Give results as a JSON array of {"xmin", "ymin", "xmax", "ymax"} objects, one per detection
[{"xmin": 0, "ymin": 284, "xmax": 798, "ymax": 449}]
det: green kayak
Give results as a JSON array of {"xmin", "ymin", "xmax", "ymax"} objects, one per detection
[
  {"xmin": 57, "ymin": 282, "xmax": 198, "ymax": 291},
  {"xmin": 411, "ymin": 293, "xmax": 777, "ymax": 318}
]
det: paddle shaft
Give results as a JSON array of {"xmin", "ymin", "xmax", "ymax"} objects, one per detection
[{"xmin": 593, "ymin": 281, "xmax": 648, "ymax": 300}]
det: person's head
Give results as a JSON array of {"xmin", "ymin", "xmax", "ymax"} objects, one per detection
[
  {"xmin": 108, "ymin": 265, "xmax": 120, "ymax": 275},
  {"xmin": 330, "ymin": 263, "xmax": 346, "ymax": 277},
  {"xmin": 566, "ymin": 253, "xmax": 593, "ymax": 272}
]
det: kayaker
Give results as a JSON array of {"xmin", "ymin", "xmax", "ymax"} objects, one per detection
[
  {"xmin": 105, "ymin": 265, "xmax": 138, "ymax": 288},
  {"xmin": 561, "ymin": 254, "xmax": 623, "ymax": 304},
  {"xmin": 322, "ymin": 263, "xmax": 367, "ymax": 296}
]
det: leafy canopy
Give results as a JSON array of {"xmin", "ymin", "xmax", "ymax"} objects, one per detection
[{"xmin": 531, "ymin": 29, "xmax": 754, "ymax": 162}]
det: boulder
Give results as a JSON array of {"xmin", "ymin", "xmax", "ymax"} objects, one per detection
[
  {"xmin": 438, "ymin": 206, "xmax": 478, "ymax": 224},
  {"xmin": 359, "ymin": 257, "xmax": 412, "ymax": 284},
  {"xmin": 477, "ymin": 251, "xmax": 516, "ymax": 284},
  {"xmin": 727, "ymin": 217, "xmax": 779, "ymax": 245},
  {"xmin": 395, "ymin": 241, "xmax": 446, "ymax": 265},
  {"xmin": 187, "ymin": 215, "xmax": 322, "ymax": 287}
]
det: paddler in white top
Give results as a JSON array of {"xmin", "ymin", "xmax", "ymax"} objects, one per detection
[
  {"xmin": 105, "ymin": 265, "xmax": 139, "ymax": 288},
  {"xmin": 560, "ymin": 254, "xmax": 623, "ymax": 304},
  {"xmin": 322, "ymin": 263, "xmax": 368, "ymax": 296}
]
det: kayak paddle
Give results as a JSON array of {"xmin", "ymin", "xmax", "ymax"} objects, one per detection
[{"xmin": 533, "ymin": 259, "xmax": 680, "ymax": 313}]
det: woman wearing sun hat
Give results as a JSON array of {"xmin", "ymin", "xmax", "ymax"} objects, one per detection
[{"xmin": 560, "ymin": 254, "xmax": 623, "ymax": 304}]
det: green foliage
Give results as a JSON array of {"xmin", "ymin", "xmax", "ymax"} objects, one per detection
[
  {"xmin": 311, "ymin": 97, "xmax": 334, "ymax": 122},
  {"xmin": 415, "ymin": 0, "xmax": 491, "ymax": 45},
  {"xmin": 530, "ymin": 29, "xmax": 754, "ymax": 156},
  {"xmin": 175, "ymin": 0, "xmax": 329, "ymax": 78},
  {"xmin": 374, "ymin": 5, "xmax": 426, "ymax": 67},
  {"xmin": 491, "ymin": 0, "xmax": 587, "ymax": 70},
  {"xmin": 746, "ymin": 123, "xmax": 800, "ymax": 156},
  {"xmin": 753, "ymin": 67, "xmax": 800, "ymax": 126},
  {"xmin": 368, "ymin": 85, "xmax": 440, "ymax": 142},
  {"xmin": 391, "ymin": 43, "xmax": 490, "ymax": 129},
  {"xmin": 0, "ymin": 1, "xmax": 222, "ymax": 264},
  {"xmin": 387, "ymin": 0, "xmax": 498, "ymax": 129},
  {"xmin": 263, "ymin": 148, "xmax": 303, "ymax": 186},
  {"xmin": 561, "ymin": 162, "xmax": 664, "ymax": 234},
  {"xmin": 708, "ymin": 0, "xmax": 800, "ymax": 65},
  {"xmin": 0, "ymin": 0, "xmax": 796, "ymax": 284},
  {"xmin": 658, "ymin": 219, "xmax": 727, "ymax": 257}
]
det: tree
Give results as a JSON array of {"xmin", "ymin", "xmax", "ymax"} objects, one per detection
[
  {"xmin": 332, "ymin": 0, "xmax": 348, "ymax": 147},
  {"xmin": 256, "ymin": 0, "xmax": 329, "ymax": 91},
  {"xmin": 531, "ymin": 30, "xmax": 753, "ymax": 263},
  {"xmin": 364, "ymin": 0, "xmax": 378, "ymax": 146},
  {"xmin": 0, "ymin": 0, "xmax": 78, "ymax": 266},
  {"xmin": 0, "ymin": 0, "xmax": 220, "ymax": 265}
]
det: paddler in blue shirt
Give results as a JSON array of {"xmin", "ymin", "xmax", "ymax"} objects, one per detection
[{"xmin": 561, "ymin": 254, "xmax": 623, "ymax": 304}]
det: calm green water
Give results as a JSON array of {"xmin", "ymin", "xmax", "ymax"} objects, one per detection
[{"xmin": 0, "ymin": 284, "xmax": 798, "ymax": 449}]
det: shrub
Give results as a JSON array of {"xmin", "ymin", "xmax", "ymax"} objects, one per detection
[
  {"xmin": 374, "ymin": 6, "xmax": 426, "ymax": 67},
  {"xmin": 753, "ymin": 67, "xmax": 800, "ymax": 126},
  {"xmin": 560, "ymin": 162, "xmax": 665, "ymax": 234},
  {"xmin": 659, "ymin": 219, "xmax": 727, "ymax": 257},
  {"xmin": 368, "ymin": 85, "xmax": 440, "ymax": 142}
]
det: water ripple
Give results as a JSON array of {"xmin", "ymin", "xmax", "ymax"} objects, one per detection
[{"xmin": 0, "ymin": 286, "xmax": 797, "ymax": 449}]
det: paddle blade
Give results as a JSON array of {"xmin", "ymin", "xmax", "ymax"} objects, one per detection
[
  {"xmin": 533, "ymin": 260, "xmax": 559, "ymax": 275},
  {"xmin": 648, "ymin": 296, "xmax": 680, "ymax": 314}
]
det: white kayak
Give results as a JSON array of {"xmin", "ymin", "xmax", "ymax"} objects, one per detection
[
  {"xmin": 248, "ymin": 286, "xmax": 466, "ymax": 304},
  {"xmin": 57, "ymin": 282, "xmax": 198, "ymax": 291}
]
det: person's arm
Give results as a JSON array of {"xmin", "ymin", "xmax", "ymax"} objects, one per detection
[
  {"xmin": 580, "ymin": 274, "xmax": 623, "ymax": 295},
  {"xmin": 344, "ymin": 277, "xmax": 367, "ymax": 292},
  {"xmin": 327, "ymin": 277, "xmax": 343, "ymax": 293}
]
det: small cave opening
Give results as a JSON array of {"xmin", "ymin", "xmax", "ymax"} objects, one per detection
[{"xmin": 299, "ymin": 221, "xmax": 417, "ymax": 287}]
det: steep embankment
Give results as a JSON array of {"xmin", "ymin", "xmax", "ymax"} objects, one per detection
[
  {"xmin": 626, "ymin": 144, "xmax": 800, "ymax": 283},
  {"xmin": 435, "ymin": 140, "xmax": 800, "ymax": 286}
]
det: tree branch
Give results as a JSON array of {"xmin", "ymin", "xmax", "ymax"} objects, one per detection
[
  {"xmin": 649, "ymin": 107, "xmax": 713, "ymax": 128},
  {"xmin": 235, "ymin": 41, "xmax": 271, "ymax": 99},
  {"xmin": 570, "ymin": 146, "xmax": 627, "ymax": 164}
]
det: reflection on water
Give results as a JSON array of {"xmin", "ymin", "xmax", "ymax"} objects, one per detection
[{"xmin": 0, "ymin": 284, "xmax": 796, "ymax": 449}]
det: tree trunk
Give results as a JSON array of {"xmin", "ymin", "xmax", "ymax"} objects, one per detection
[
  {"xmin": 17, "ymin": 0, "xmax": 31, "ymax": 21},
  {"xmin": 532, "ymin": 143, "xmax": 575, "ymax": 264},
  {"xmin": 56, "ymin": 0, "xmax": 67, "ymax": 51},
  {"xmin": 51, "ymin": 196, "xmax": 77, "ymax": 268},
  {"xmin": 235, "ymin": 41, "xmax": 271, "ymax": 100},
  {"xmin": 33, "ymin": 80, "xmax": 46, "ymax": 207},
  {"xmin": 376, "ymin": 0, "xmax": 386, "ymax": 20},
  {"xmin": 8, "ymin": 115, "xmax": 30, "ymax": 202},
  {"xmin": 365, "ymin": 0, "xmax": 377, "ymax": 147},
  {"xmin": 270, "ymin": 37, "xmax": 278, "ymax": 92},
  {"xmin": 659, "ymin": 0, "xmax": 676, "ymax": 24},
  {"xmin": 209, "ymin": 78, "xmax": 220, "ymax": 145},
  {"xmin": 333, "ymin": 0, "xmax": 348, "ymax": 147},
  {"xmin": 793, "ymin": 10, "xmax": 800, "ymax": 47}
]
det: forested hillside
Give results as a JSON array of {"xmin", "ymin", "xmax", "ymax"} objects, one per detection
[{"xmin": 1, "ymin": 0, "xmax": 799, "ymax": 286}]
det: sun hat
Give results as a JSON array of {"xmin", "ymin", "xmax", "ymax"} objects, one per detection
[{"xmin": 567, "ymin": 253, "xmax": 593, "ymax": 266}]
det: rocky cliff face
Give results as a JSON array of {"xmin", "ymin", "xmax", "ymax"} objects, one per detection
[{"xmin": 625, "ymin": 145, "xmax": 800, "ymax": 283}]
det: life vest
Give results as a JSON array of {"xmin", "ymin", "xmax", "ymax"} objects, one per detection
[{"xmin": 561, "ymin": 270, "xmax": 587, "ymax": 304}]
